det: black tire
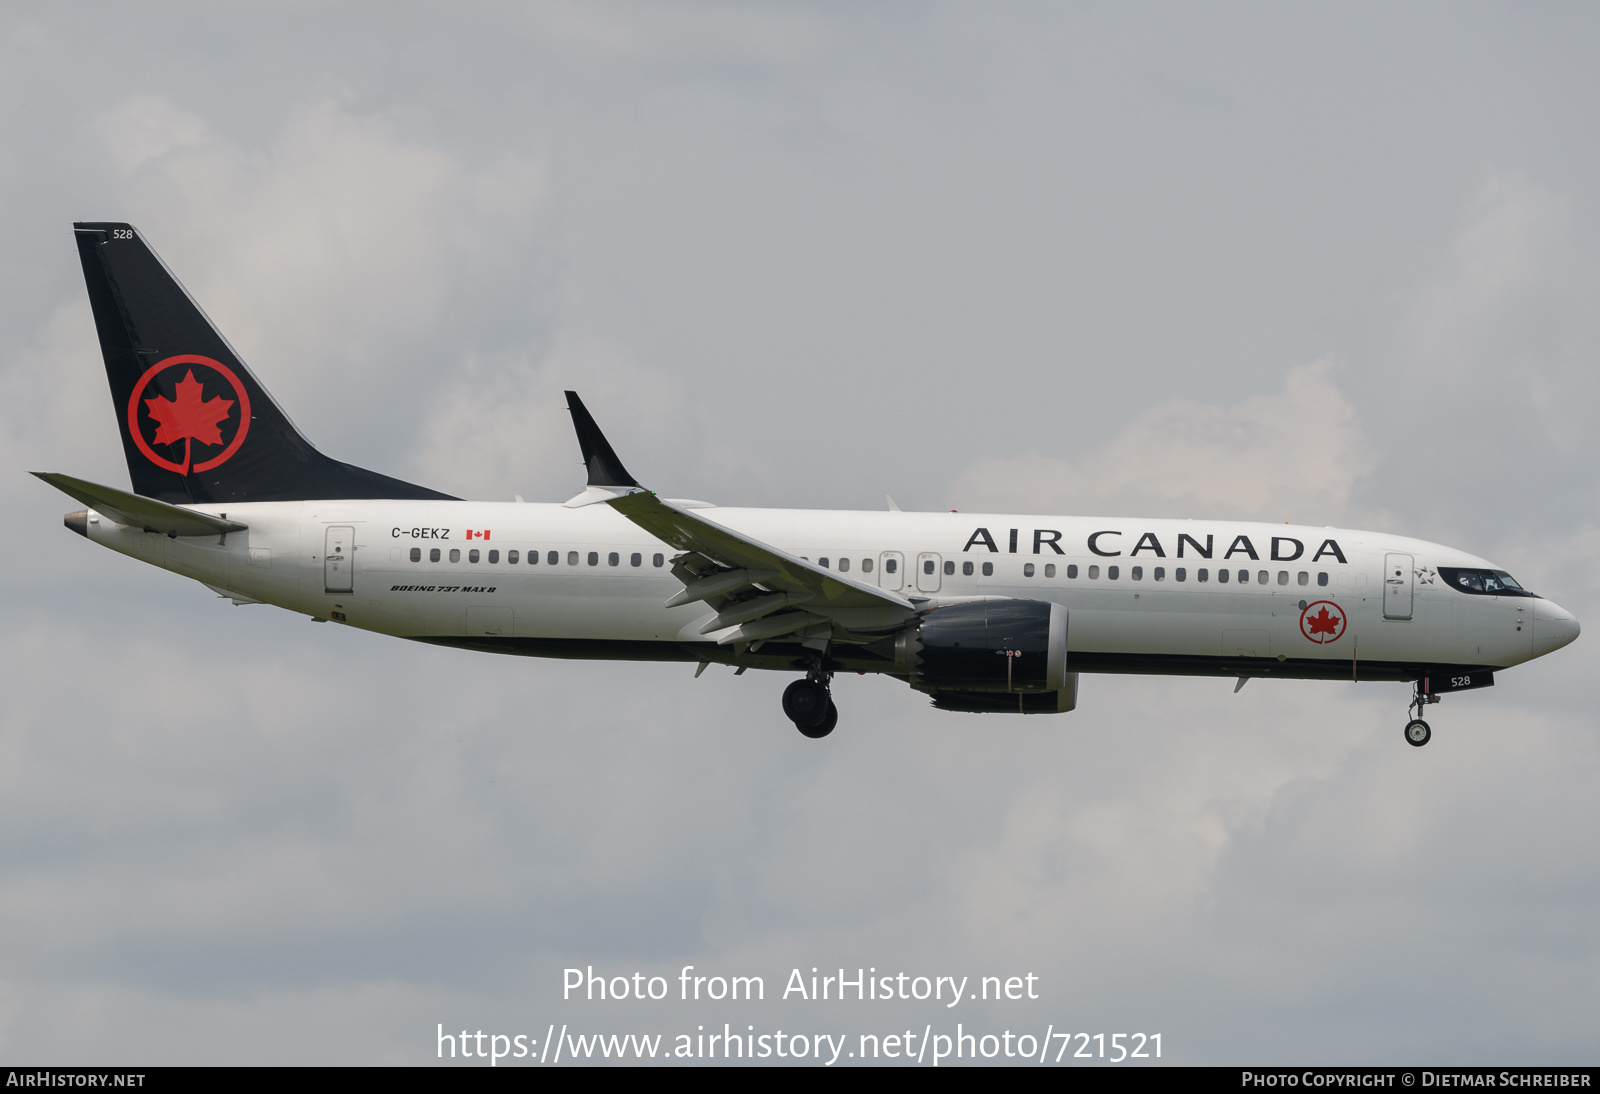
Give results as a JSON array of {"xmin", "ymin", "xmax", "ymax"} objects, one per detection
[
  {"xmin": 798, "ymin": 699, "xmax": 838, "ymax": 739},
  {"xmin": 782, "ymin": 679, "xmax": 830, "ymax": 727},
  {"xmin": 1404, "ymin": 719, "xmax": 1432, "ymax": 747}
]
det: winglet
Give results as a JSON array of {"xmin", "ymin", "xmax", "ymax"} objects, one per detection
[{"xmin": 564, "ymin": 391, "xmax": 639, "ymax": 488}]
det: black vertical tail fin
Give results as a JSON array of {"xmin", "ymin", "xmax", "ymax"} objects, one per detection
[{"xmin": 72, "ymin": 222, "xmax": 455, "ymax": 504}]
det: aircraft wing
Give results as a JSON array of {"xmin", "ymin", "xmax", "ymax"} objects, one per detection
[
  {"xmin": 33, "ymin": 472, "xmax": 247, "ymax": 537},
  {"xmin": 562, "ymin": 393, "xmax": 916, "ymax": 645}
]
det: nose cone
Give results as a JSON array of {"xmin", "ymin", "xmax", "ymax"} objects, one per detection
[{"xmin": 1533, "ymin": 599, "xmax": 1581, "ymax": 658}]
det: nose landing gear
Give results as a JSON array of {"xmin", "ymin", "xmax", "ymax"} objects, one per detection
[
  {"xmin": 1404, "ymin": 682, "xmax": 1439, "ymax": 747},
  {"xmin": 783, "ymin": 662, "xmax": 837, "ymax": 738}
]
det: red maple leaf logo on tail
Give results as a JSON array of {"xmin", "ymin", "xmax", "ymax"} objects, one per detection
[{"xmin": 144, "ymin": 370, "xmax": 235, "ymax": 475}]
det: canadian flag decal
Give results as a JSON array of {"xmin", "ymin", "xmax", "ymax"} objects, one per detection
[{"xmin": 466, "ymin": 530, "xmax": 491, "ymax": 540}]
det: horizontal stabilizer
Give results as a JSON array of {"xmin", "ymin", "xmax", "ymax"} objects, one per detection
[{"xmin": 33, "ymin": 472, "xmax": 247, "ymax": 537}]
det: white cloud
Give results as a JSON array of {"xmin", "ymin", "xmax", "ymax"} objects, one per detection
[
  {"xmin": 96, "ymin": 95, "xmax": 209, "ymax": 175},
  {"xmin": 948, "ymin": 360, "xmax": 1375, "ymax": 526},
  {"xmin": 1396, "ymin": 172, "xmax": 1577, "ymax": 386},
  {"xmin": 88, "ymin": 95, "xmax": 550, "ymax": 455},
  {"xmin": 1352, "ymin": 170, "xmax": 1600, "ymax": 578},
  {"xmin": 408, "ymin": 334, "xmax": 696, "ymax": 502},
  {"xmin": 0, "ymin": 300, "xmax": 126, "ymax": 479}
]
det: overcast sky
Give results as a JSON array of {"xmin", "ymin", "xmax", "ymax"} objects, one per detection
[{"xmin": 2, "ymin": 1, "xmax": 1599, "ymax": 1065}]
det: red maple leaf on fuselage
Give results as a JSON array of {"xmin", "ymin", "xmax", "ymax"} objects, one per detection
[
  {"xmin": 1306, "ymin": 607, "xmax": 1342, "ymax": 637},
  {"xmin": 144, "ymin": 370, "xmax": 235, "ymax": 475}
]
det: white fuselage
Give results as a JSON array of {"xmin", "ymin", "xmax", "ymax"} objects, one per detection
[{"xmin": 78, "ymin": 500, "xmax": 1578, "ymax": 679}]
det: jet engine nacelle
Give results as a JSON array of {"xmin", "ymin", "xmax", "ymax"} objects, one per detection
[
  {"xmin": 928, "ymin": 682, "xmax": 1078, "ymax": 714},
  {"xmin": 894, "ymin": 600, "xmax": 1072, "ymax": 705}
]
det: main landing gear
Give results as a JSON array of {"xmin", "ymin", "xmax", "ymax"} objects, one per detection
[
  {"xmin": 1404, "ymin": 682, "xmax": 1439, "ymax": 747},
  {"xmin": 783, "ymin": 662, "xmax": 837, "ymax": 739}
]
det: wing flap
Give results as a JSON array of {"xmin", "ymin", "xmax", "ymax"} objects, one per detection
[
  {"xmin": 608, "ymin": 490, "xmax": 915, "ymax": 619},
  {"xmin": 559, "ymin": 390, "xmax": 917, "ymax": 641}
]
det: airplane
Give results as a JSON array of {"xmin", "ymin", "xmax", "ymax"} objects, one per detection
[{"xmin": 37, "ymin": 222, "xmax": 1581, "ymax": 745}]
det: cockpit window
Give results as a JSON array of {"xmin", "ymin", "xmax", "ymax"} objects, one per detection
[{"xmin": 1437, "ymin": 567, "xmax": 1537, "ymax": 598}]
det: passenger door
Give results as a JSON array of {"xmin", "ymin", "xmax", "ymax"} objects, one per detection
[
  {"xmin": 879, "ymin": 551, "xmax": 904, "ymax": 592},
  {"xmin": 324, "ymin": 526, "xmax": 354, "ymax": 593},
  {"xmin": 916, "ymin": 552, "xmax": 942, "ymax": 593},
  {"xmin": 1383, "ymin": 553, "xmax": 1414, "ymax": 620}
]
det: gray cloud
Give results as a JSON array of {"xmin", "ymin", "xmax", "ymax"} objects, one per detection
[{"xmin": 2, "ymin": 0, "xmax": 1598, "ymax": 1065}]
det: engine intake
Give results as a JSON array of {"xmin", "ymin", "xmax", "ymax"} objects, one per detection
[{"xmin": 895, "ymin": 599, "xmax": 1069, "ymax": 694}]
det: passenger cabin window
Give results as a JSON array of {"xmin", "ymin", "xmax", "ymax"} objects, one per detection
[
  {"xmin": 1176, "ymin": 568, "xmax": 1186, "ymax": 582},
  {"xmin": 982, "ymin": 562, "xmax": 993, "ymax": 576},
  {"xmin": 1044, "ymin": 563, "xmax": 1056, "ymax": 578},
  {"xmin": 409, "ymin": 547, "xmax": 421, "ymax": 562},
  {"xmin": 1024, "ymin": 563, "xmax": 1035, "ymax": 577},
  {"xmin": 1297, "ymin": 571, "xmax": 1307, "ymax": 585},
  {"xmin": 567, "ymin": 551, "xmax": 578, "ymax": 566},
  {"xmin": 1088, "ymin": 565, "xmax": 1100, "ymax": 579},
  {"xmin": 631, "ymin": 552, "xmax": 642, "ymax": 567},
  {"xmin": 653, "ymin": 553, "xmax": 665, "ymax": 567},
  {"xmin": 1257, "ymin": 571, "xmax": 1267, "ymax": 585},
  {"xmin": 1277, "ymin": 571, "xmax": 1288, "ymax": 585},
  {"xmin": 1131, "ymin": 566, "xmax": 1143, "ymax": 580},
  {"xmin": 943, "ymin": 560, "xmax": 953, "ymax": 575},
  {"xmin": 430, "ymin": 548, "xmax": 441, "ymax": 562},
  {"xmin": 1317, "ymin": 572, "xmax": 1329, "ymax": 586},
  {"xmin": 839, "ymin": 558, "xmax": 850, "ymax": 573},
  {"xmin": 1437, "ymin": 567, "xmax": 1536, "ymax": 597},
  {"xmin": 587, "ymin": 551, "xmax": 599, "ymax": 566},
  {"xmin": 1154, "ymin": 567, "xmax": 1165, "ymax": 581},
  {"xmin": 862, "ymin": 559, "xmax": 873, "ymax": 573},
  {"xmin": 1236, "ymin": 569, "xmax": 1247, "ymax": 584},
  {"xmin": 1198, "ymin": 568, "xmax": 1208, "ymax": 582},
  {"xmin": 1108, "ymin": 565, "xmax": 1119, "ymax": 580},
  {"xmin": 469, "ymin": 549, "xmax": 480, "ymax": 563},
  {"xmin": 963, "ymin": 561, "xmax": 974, "ymax": 576},
  {"xmin": 886, "ymin": 559, "xmax": 898, "ymax": 574},
  {"xmin": 1218, "ymin": 568, "xmax": 1229, "ymax": 584},
  {"xmin": 923, "ymin": 560, "xmax": 934, "ymax": 575},
  {"xmin": 549, "ymin": 551, "xmax": 560, "ymax": 565},
  {"xmin": 820, "ymin": 558, "xmax": 830, "ymax": 569},
  {"xmin": 1067, "ymin": 564, "xmax": 1078, "ymax": 579},
  {"xmin": 608, "ymin": 552, "xmax": 619, "ymax": 566},
  {"xmin": 449, "ymin": 549, "xmax": 461, "ymax": 563}
]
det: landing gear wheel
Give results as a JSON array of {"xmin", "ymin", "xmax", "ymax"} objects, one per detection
[
  {"xmin": 797, "ymin": 700, "xmax": 838, "ymax": 739},
  {"xmin": 782, "ymin": 679, "xmax": 830, "ymax": 729},
  {"xmin": 1404, "ymin": 719, "xmax": 1432, "ymax": 747}
]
